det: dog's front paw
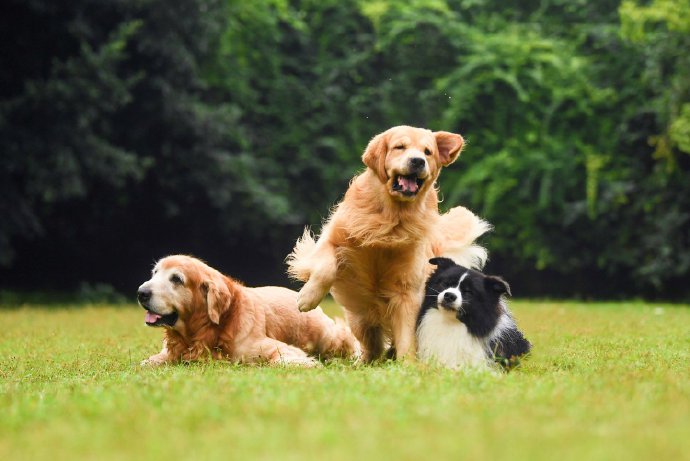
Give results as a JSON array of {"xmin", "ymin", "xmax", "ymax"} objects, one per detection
[
  {"xmin": 297, "ymin": 281, "xmax": 328, "ymax": 312},
  {"xmin": 280, "ymin": 355, "xmax": 322, "ymax": 368},
  {"xmin": 140, "ymin": 354, "xmax": 168, "ymax": 367}
]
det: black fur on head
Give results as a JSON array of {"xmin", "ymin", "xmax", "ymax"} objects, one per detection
[{"xmin": 430, "ymin": 257, "xmax": 511, "ymax": 297}]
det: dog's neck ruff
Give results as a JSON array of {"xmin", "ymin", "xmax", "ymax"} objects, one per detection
[
  {"xmin": 416, "ymin": 309, "xmax": 490, "ymax": 369},
  {"xmin": 342, "ymin": 171, "xmax": 438, "ymax": 247}
]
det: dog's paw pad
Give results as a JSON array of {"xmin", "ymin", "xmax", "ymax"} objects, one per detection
[
  {"xmin": 298, "ymin": 302, "xmax": 317, "ymax": 312},
  {"xmin": 296, "ymin": 285, "xmax": 325, "ymax": 312}
]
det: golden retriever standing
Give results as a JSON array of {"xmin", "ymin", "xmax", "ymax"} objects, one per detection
[
  {"xmin": 287, "ymin": 126, "xmax": 490, "ymax": 362},
  {"xmin": 137, "ymin": 255, "xmax": 360, "ymax": 366}
]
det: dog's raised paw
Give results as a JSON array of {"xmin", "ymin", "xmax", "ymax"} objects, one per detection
[{"xmin": 296, "ymin": 281, "xmax": 327, "ymax": 312}]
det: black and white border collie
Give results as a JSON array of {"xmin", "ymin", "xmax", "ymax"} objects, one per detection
[{"xmin": 416, "ymin": 257, "xmax": 531, "ymax": 370}]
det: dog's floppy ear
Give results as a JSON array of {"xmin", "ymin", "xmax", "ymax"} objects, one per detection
[
  {"xmin": 362, "ymin": 132, "xmax": 388, "ymax": 183},
  {"xmin": 485, "ymin": 275, "xmax": 511, "ymax": 297},
  {"xmin": 429, "ymin": 257, "xmax": 456, "ymax": 270},
  {"xmin": 201, "ymin": 276, "xmax": 232, "ymax": 325},
  {"xmin": 434, "ymin": 131, "xmax": 464, "ymax": 166}
]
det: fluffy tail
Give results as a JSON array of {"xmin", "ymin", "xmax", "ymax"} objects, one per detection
[
  {"xmin": 434, "ymin": 206, "xmax": 492, "ymax": 269},
  {"xmin": 286, "ymin": 227, "xmax": 318, "ymax": 282}
]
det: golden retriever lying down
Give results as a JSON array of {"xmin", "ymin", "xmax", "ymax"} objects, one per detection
[
  {"xmin": 288, "ymin": 125, "xmax": 490, "ymax": 362},
  {"xmin": 137, "ymin": 255, "xmax": 360, "ymax": 367}
]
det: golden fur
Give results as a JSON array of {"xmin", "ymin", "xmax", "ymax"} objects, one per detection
[
  {"xmin": 287, "ymin": 126, "xmax": 490, "ymax": 362},
  {"xmin": 139, "ymin": 255, "xmax": 360, "ymax": 367}
]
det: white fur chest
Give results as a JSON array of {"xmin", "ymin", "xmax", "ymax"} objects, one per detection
[{"xmin": 416, "ymin": 309, "xmax": 489, "ymax": 369}]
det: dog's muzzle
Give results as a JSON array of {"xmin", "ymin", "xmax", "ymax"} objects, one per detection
[
  {"xmin": 438, "ymin": 290, "xmax": 462, "ymax": 312},
  {"xmin": 137, "ymin": 288, "xmax": 178, "ymax": 327},
  {"xmin": 143, "ymin": 310, "xmax": 178, "ymax": 327},
  {"xmin": 391, "ymin": 157, "xmax": 428, "ymax": 197},
  {"xmin": 392, "ymin": 174, "xmax": 423, "ymax": 196}
]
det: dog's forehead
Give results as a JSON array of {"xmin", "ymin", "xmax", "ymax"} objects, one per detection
[
  {"xmin": 153, "ymin": 256, "xmax": 193, "ymax": 275},
  {"xmin": 153, "ymin": 258, "xmax": 174, "ymax": 273},
  {"xmin": 463, "ymin": 270, "xmax": 484, "ymax": 286},
  {"xmin": 151, "ymin": 264, "xmax": 177, "ymax": 281},
  {"xmin": 437, "ymin": 264, "xmax": 482, "ymax": 286},
  {"xmin": 436, "ymin": 265, "xmax": 464, "ymax": 281},
  {"xmin": 387, "ymin": 127, "xmax": 434, "ymax": 147},
  {"xmin": 152, "ymin": 263, "xmax": 176, "ymax": 275},
  {"xmin": 153, "ymin": 255, "xmax": 210, "ymax": 284}
]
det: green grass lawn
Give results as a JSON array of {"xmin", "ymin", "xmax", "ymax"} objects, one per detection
[{"xmin": 1, "ymin": 300, "xmax": 689, "ymax": 461}]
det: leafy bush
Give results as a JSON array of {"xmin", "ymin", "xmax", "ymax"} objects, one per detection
[{"xmin": 0, "ymin": 0, "xmax": 688, "ymax": 298}]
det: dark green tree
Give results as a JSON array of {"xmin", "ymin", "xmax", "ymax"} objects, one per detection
[{"xmin": 0, "ymin": 0, "xmax": 688, "ymax": 298}]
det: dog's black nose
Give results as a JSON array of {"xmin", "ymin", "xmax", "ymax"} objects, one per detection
[
  {"xmin": 409, "ymin": 157, "xmax": 425, "ymax": 171},
  {"xmin": 137, "ymin": 288, "xmax": 152, "ymax": 304},
  {"xmin": 443, "ymin": 292, "xmax": 457, "ymax": 303}
]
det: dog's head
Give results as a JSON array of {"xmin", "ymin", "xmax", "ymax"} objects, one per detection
[
  {"xmin": 362, "ymin": 126, "xmax": 464, "ymax": 202},
  {"xmin": 136, "ymin": 255, "xmax": 233, "ymax": 330},
  {"xmin": 425, "ymin": 257, "xmax": 510, "ymax": 337}
]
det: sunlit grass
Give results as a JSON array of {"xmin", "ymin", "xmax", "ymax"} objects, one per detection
[{"xmin": 1, "ymin": 300, "xmax": 688, "ymax": 460}]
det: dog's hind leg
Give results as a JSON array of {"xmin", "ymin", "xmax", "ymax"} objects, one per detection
[
  {"xmin": 244, "ymin": 338, "xmax": 320, "ymax": 367},
  {"xmin": 348, "ymin": 315, "xmax": 384, "ymax": 363},
  {"xmin": 298, "ymin": 308, "xmax": 361, "ymax": 360},
  {"xmin": 320, "ymin": 318, "xmax": 362, "ymax": 360},
  {"xmin": 490, "ymin": 327, "xmax": 531, "ymax": 363}
]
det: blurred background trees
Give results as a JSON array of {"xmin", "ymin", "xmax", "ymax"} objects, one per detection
[{"xmin": 1, "ymin": 0, "xmax": 688, "ymax": 299}]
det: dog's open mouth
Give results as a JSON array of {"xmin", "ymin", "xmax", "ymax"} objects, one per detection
[
  {"xmin": 392, "ymin": 174, "xmax": 424, "ymax": 196},
  {"xmin": 144, "ymin": 310, "xmax": 178, "ymax": 327}
]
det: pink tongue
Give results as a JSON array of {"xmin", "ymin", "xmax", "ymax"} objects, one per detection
[
  {"xmin": 145, "ymin": 311, "xmax": 161, "ymax": 323},
  {"xmin": 398, "ymin": 176, "xmax": 419, "ymax": 193}
]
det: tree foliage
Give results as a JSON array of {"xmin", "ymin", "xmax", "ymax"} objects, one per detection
[{"xmin": 0, "ymin": 0, "xmax": 688, "ymax": 298}]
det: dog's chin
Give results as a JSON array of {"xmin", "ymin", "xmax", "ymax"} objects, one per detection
[
  {"xmin": 389, "ymin": 172, "xmax": 428, "ymax": 201},
  {"xmin": 439, "ymin": 301, "xmax": 459, "ymax": 313},
  {"xmin": 144, "ymin": 310, "xmax": 179, "ymax": 328}
]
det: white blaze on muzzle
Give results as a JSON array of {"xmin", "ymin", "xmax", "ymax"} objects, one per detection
[{"xmin": 437, "ymin": 271, "xmax": 470, "ymax": 311}]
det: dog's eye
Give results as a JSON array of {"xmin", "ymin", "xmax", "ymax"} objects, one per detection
[
  {"xmin": 424, "ymin": 148, "xmax": 432, "ymax": 156},
  {"xmin": 170, "ymin": 274, "xmax": 183, "ymax": 286},
  {"xmin": 394, "ymin": 144, "xmax": 405, "ymax": 150}
]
